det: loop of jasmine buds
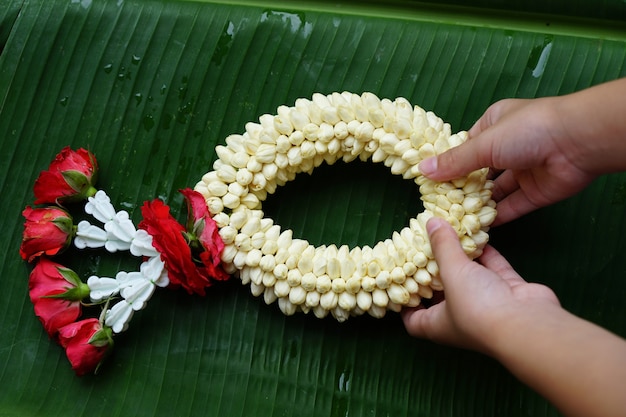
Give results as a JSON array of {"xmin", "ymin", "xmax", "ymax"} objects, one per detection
[{"xmin": 196, "ymin": 92, "xmax": 497, "ymax": 321}]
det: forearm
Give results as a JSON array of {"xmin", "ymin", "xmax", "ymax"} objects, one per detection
[
  {"xmin": 488, "ymin": 303, "xmax": 626, "ymax": 417},
  {"xmin": 557, "ymin": 77, "xmax": 626, "ymax": 175}
]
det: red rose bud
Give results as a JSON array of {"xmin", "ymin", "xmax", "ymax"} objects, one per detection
[
  {"xmin": 180, "ymin": 188, "xmax": 229, "ymax": 282},
  {"xmin": 28, "ymin": 258, "xmax": 90, "ymax": 338},
  {"xmin": 20, "ymin": 206, "xmax": 74, "ymax": 262},
  {"xmin": 58, "ymin": 319, "xmax": 113, "ymax": 376},
  {"xmin": 33, "ymin": 146, "xmax": 98, "ymax": 204}
]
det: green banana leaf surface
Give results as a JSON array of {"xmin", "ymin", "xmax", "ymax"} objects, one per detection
[{"xmin": 1, "ymin": 0, "xmax": 626, "ymax": 416}]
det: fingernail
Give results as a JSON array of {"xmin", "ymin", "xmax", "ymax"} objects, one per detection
[
  {"xmin": 418, "ymin": 157, "xmax": 437, "ymax": 176},
  {"xmin": 426, "ymin": 217, "xmax": 445, "ymax": 235}
]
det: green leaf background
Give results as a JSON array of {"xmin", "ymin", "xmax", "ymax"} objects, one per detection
[{"xmin": 1, "ymin": 0, "xmax": 626, "ymax": 415}]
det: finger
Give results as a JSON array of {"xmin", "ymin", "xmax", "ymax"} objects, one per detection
[
  {"xmin": 491, "ymin": 188, "xmax": 542, "ymax": 226},
  {"xmin": 401, "ymin": 303, "xmax": 448, "ymax": 340},
  {"xmin": 486, "ymin": 167, "xmax": 503, "ymax": 181},
  {"xmin": 426, "ymin": 217, "xmax": 475, "ymax": 289},
  {"xmin": 418, "ymin": 135, "xmax": 495, "ymax": 182},
  {"xmin": 477, "ymin": 245, "xmax": 526, "ymax": 287},
  {"xmin": 491, "ymin": 169, "xmax": 520, "ymax": 202}
]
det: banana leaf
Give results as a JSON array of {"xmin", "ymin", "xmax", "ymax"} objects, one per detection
[{"xmin": 1, "ymin": 0, "xmax": 626, "ymax": 416}]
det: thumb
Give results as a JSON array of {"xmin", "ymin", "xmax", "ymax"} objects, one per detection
[{"xmin": 426, "ymin": 217, "xmax": 473, "ymax": 289}]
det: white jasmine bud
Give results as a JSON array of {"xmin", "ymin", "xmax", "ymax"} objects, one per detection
[
  {"xmin": 217, "ymin": 164, "xmax": 237, "ymax": 183},
  {"xmin": 334, "ymin": 121, "xmax": 349, "ymax": 139},
  {"xmin": 240, "ymin": 193, "xmax": 260, "ymax": 209},
  {"xmin": 233, "ymin": 250, "xmax": 248, "ymax": 269},
  {"xmin": 403, "ymin": 277, "xmax": 419, "ymax": 294},
  {"xmin": 356, "ymin": 291, "xmax": 372, "ymax": 311},
  {"xmin": 236, "ymin": 169, "xmax": 253, "ymax": 186},
  {"xmin": 387, "ymin": 283, "xmax": 410, "ymax": 304},
  {"xmin": 477, "ymin": 206, "xmax": 498, "ymax": 227},
  {"xmin": 390, "ymin": 158, "xmax": 409, "ymax": 175},
  {"xmin": 278, "ymin": 298, "xmax": 297, "ymax": 315},
  {"xmin": 326, "ymin": 257, "xmax": 341, "ymax": 279},
  {"xmin": 274, "ymin": 279, "xmax": 290, "ymax": 298},
  {"xmin": 316, "ymin": 275, "xmax": 332, "ymax": 293},
  {"xmin": 276, "ymin": 229, "xmax": 293, "ymax": 249},
  {"xmin": 415, "ymin": 268, "xmax": 431, "ymax": 285},
  {"xmin": 413, "ymin": 247, "xmax": 428, "ymax": 268},
  {"xmin": 418, "ymin": 285, "xmax": 433, "ymax": 299},
  {"xmin": 346, "ymin": 277, "xmax": 361, "ymax": 294},
  {"xmin": 222, "ymin": 193, "xmax": 240, "ymax": 209},
  {"xmin": 259, "ymin": 254, "xmax": 276, "ymax": 272},
  {"xmin": 231, "ymin": 151, "xmax": 250, "ymax": 169},
  {"xmin": 426, "ymin": 259, "xmax": 439, "ymax": 277},
  {"xmin": 301, "ymin": 272, "xmax": 317, "ymax": 291},
  {"xmin": 264, "ymin": 287, "xmax": 278, "ymax": 305},
  {"xmin": 390, "ymin": 266, "xmax": 406, "ymax": 284},
  {"xmin": 462, "ymin": 195, "xmax": 482, "ymax": 213},
  {"xmin": 218, "ymin": 225, "xmax": 237, "ymax": 244},
  {"xmin": 289, "ymin": 286, "xmax": 307, "ymax": 305},
  {"xmin": 306, "ymin": 291, "xmax": 321, "ymax": 307},
  {"xmin": 375, "ymin": 271, "xmax": 392, "ymax": 289},
  {"xmin": 321, "ymin": 107, "xmax": 340, "ymax": 125},
  {"xmin": 261, "ymin": 239, "xmax": 278, "ymax": 255},
  {"xmin": 287, "ymin": 269, "xmax": 302, "ymax": 287},
  {"xmin": 256, "ymin": 144, "xmax": 277, "ymax": 164},
  {"xmin": 331, "ymin": 278, "xmax": 346, "ymax": 293},
  {"xmin": 361, "ymin": 276, "xmax": 376, "ymax": 292},
  {"xmin": 221, "ymin": 244, "xmax": 237, "ymax": 263},
  {"xmin": 234, "ymin": 233, "xmax": 252, "ymax": 251},
  {"xmin": 264, "ymin": 271, "xmax": 278, "ymax": 287},
  {"xmin": 228, "ymin": 182, "xmax": 246, "ymax": 198},
  {"xmin": 372, "ymin": 288, "xmax": 389, "ymax": 308},
  {"xmin": 320, "ymin": 291, "xmax": 338, "ymax": 310},
  {"xmin": 273, "ymin": 263, "xmax": 289, "ymax": 280},
  {"xmin": 338, "ymin": 292, "xmax": 357, "ymax": 311},
  {"xmin": 207, "ymin": 180, "xmax": 228, "ymax": 197},
  {"xmin": 300, "ymin": 140, "xmax": 316, "ymax": 159}
]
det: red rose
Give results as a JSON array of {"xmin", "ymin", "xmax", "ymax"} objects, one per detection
[
  {"xmin": 20, "ymin": 206, "xmax": 74, "ymax": 262},
  {"xmin": 58, "ymin": 318, "xmax": 113, "ymax": 376},
  {"xmin": 33, "ymin": 146, "xmax": 98, "ymax": 204},
  {"xmin": 180, "ymin": 188, "xmax": 229, "ymax": 282},
  {"xmin": 28, "ymin": 258, "xmax": 90, "ymax": 338},
  {"xmin": 138, "ymin": 190, "xmax": 229, "ymax": 296},
  {"xmin": 139, "ymin": 198, "xmax": 210, "ymax": 295}
]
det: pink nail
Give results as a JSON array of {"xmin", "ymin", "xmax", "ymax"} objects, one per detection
[
  {"xmin": 418, "ymin": 157, "xmax": 437, "ymax": 176},
  {"xmin": 426, "ymin": 217, "xmax": 445, "ymax": 235}
]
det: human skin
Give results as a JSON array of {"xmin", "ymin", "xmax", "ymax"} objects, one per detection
[
  {"xmin": 418, "ymin": 78, "xmax": 626, "ymax": 225},
  {"xmin": 402, "ymin": 78, "xmax": 626, "ymax": 417}
]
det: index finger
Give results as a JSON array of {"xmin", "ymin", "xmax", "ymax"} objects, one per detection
[{"xmin": 418, "ymin": 135, "xmax": 496, "ymax": 182}]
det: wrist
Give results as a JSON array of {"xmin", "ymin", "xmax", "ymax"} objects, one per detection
[
  {"xmin": 556, "ymin": 78, "xmax": 626, "ymax": 175},
  {"xmin": 480, "ymin": 298, "xmax": 566, "ymax": 360}
]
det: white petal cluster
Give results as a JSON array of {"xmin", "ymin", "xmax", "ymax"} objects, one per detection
[
  {"xmin": 195, "ymin": 92, "xmax": 497, "ymax": 322},
  {"xmin": 77, "ymin": 190, "xmax": 170, "ymax": 333},
  {"xmin": 74, "ymin": 190, "xmax": 158, "ymax": 256},
  {"xmin": 90, "ymin": 256, "xmax": 169, "ymax": 333}
]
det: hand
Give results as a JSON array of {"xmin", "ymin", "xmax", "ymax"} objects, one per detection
[
  {"xmin": 419, "ymin": 97, "xmax": 596, "ymax": 225},
  {"xmin": 401, "ymin": 217, "xmax": 559, "ymax": 354}
]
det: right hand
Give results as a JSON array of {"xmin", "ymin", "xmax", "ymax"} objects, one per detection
[
  {"xmin": 419, "ymin": 97, "xmax": 596, "ymax": 225},
  {"xmin": 401, "ymin": 217, "xmax": 560, "ymax": 354}
]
